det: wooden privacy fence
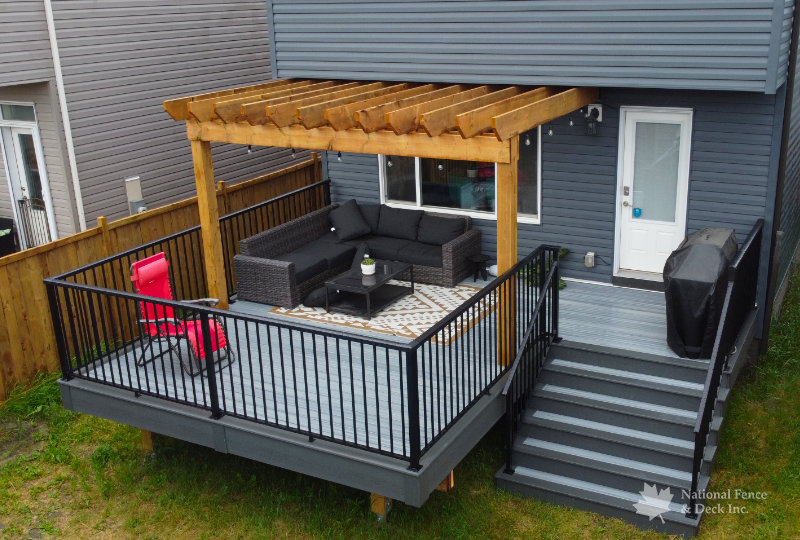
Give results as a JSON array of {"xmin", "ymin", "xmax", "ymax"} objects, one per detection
[{"xmin": 0, "ymin": 155, "xmax": 322, "ymax": 401}]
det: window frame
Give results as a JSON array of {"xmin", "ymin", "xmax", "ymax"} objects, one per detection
[{"xmin": 377, "ymin": 126, "xmax": 541, "ymax": 224}]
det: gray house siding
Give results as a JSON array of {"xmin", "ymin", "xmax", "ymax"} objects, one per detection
[
  {"xmin": 270, "ymin": 0, "xmax": 792, "ymax": 94},
  {"xmin": 0, "ymin": 82, "xmax": 76, "ymax": 237},
  {"xmin": 325, "ymin": 88, "xmax": 777, "ymax": 322},
  {"xmin": 775, "ymin": 0, "xmax": 795, "ymax": 89},
  {"xmin": 0, "ymin": 0, "xmax": 54, "ymax": 87},
  {"xmin": 49, "ymin": 1, "xmax": 293, "ymax": 222}
]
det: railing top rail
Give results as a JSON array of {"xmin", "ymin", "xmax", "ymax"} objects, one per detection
[
  {"xmin": 50, "ymin": 179, "xmax": 331, "ymax": 281},
  {"xmin": 408, "ymin": 244, "xmax": 558, "ymax": 349},
  {"xmin": 728, "ymin": 219, "xmax": 764, "ymax": 277},
  {"xmin": 501, "ymin": 260, "xmax": 558, "ymax": 397},
  {"xmin": 44, "ymin": 277, "xmax": 408, "ymax": 350}
]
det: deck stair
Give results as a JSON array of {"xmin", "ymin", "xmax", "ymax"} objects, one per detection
[{"xmin": 496, "ymin": 341, "xmax": 735, "ymax": 537}]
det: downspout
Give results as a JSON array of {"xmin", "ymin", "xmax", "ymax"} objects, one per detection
[
  {"xmin": 43, "ymin": 0, "xmax": 87, "ymax": 230},
  {"xmin": 762, "ymin": 2, "xmax": 800, "ymax": 352}
]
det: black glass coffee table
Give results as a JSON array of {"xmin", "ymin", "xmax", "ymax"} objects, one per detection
[{"xmin": 324, "ymin": 260, "xmax": 414, "ymax": 319}]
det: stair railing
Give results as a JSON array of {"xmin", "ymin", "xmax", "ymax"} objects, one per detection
[
  {"xmin": 686, "ymin": 220, "xmax": 763, "ymax": 518},
  {"xmin": 502, "ymin": 245, "xmax": 561, "ymax": 473}
]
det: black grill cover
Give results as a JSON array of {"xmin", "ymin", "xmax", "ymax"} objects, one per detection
[{"xmin": 663, "ymin": 228, "xmax": 737, "ymax": 358}]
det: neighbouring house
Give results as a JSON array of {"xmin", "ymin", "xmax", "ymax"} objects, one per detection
[
  {"xmin": 46, "ymin": 1, "xmax": 800, "ymax": 537},
  {"xmin": 0, "ymin": 0, "xmax": 299, "ymax": 253}
]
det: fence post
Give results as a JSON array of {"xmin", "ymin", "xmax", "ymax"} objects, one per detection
[
  {"xmin": 217, "ymin": 181, "xmax": 229, "ymax": 216},
  {"xmin": 405, "ymin": 347, "xmax": 422, "ymax": 471},
  {"xmin": 200, "ymin": 311, "xmax": 223, "ymax": 419}
]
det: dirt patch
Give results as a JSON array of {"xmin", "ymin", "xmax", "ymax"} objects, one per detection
[{"xmin": 0, "ymin": 419, "xmax": 47, "ymax": 467}]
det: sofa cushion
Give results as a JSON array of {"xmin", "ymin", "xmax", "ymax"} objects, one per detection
[
  {"xmin": 377, "ymin": 206, "xmax": 423, "ymax": 240},
  {"xmin": 329, "ymin": 199, "xmax": 371, "ymax": 241},
  {"xmin": 358, "ymin": 203, "xmax": 381, "ymax": 233},
  {"xmin": 401, "ymin": 242, "xmax": 443, "ymax": 267},
  {"xmin": 417, "ymin": 214, "xmax": 466, "ymax": 245},
  {"xmin": 364, "ymin": 236, "xmax": 413, "ymax": 261},
  {"xmin": 305, "ymin": 238, "xmax": 356, "ymax": 269},
  {"xmin": 278, "ymin": 250, "xmax": 328, "ymax": 284}
]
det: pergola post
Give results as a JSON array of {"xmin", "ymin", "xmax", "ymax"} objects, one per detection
[
  {"xmin": 190, "ymin": 139, "xmax": 229, "ymax": 309},
  {"xmin": 496, "ymin": 136, "xmax": 519, "ymax": 365}
]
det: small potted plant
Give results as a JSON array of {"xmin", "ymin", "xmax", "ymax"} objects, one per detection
[{"xmin": 361, "ymin": 256, "xmax": 376, "ymax": 276}]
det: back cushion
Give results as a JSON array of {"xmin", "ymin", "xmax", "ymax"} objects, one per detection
[
  {"xmin": 417, "ymin": 214, "xmax": 466, "ymax": 245},
  {"xmin": 358, "ymin": 203, "xmax": 381, "ymax": 233},
  {"xmin": 329, "ymin": 199, "xmax": 372, "ymax": 241},
  {"xmin": 377, "ymin": 206, "xmax": 424, "ymax": 240}
]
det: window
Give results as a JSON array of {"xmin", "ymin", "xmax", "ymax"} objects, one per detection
[
  {"xmin": 0, "ymin": 104, "xmax": 35, "ymax": 122},
  {"xmin": 380, "ymin": 127, "xmax": 540, "ymax": 222}
]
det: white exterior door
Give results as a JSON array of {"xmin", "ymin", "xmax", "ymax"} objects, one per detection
[{"xmin": 615, "ymin": 108, "xmax": 692, "ymax": 276}]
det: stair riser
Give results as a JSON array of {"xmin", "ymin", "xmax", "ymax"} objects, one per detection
[
  {"xmin": 540, "ymin": 370, "xmax": 702, "ymax": 409},
  {"xmin": 533, "ymin": 397, "xmax": 695, "ymax": 440},
  {"xmin": 519, "ymin": 423, "xmax": 693, "ymax": 471},
  {"xmin": 512, "ymin": 450, "xmax": 693, "ymax": 500},
  {"xmin": 496, "ymin": 474, "xmax": 699, "ymax": 538},
  {"xmin": 549, "ymin": 346, "xmax": 708, "ymax": 384}
]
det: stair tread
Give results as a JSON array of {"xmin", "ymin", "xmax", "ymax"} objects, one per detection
[
  {"xmin": 504, "ymin": 467, "xmax": 696, "ymax": 523},
  {"xmin": 538, "ymin": 384, "xmax": 698, "ymax": 421},
  {"xmin": 529, "ymin": 411, "xmax": 694, "ymax": 450},
  {"xmin": 548, "ymin": 358, "xmax": 705, "ymax": 392},
  {"xmin": 551, "ymin": 341, "xmax": 710, "ymax": 370},
  {"xmin": 519, "ymin": 438, "xmax": 693, "ymax": 483}
]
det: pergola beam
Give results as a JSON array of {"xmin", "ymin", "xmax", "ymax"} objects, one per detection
[
  {"xmin": 241, "ymin": 82, "xmax": 363, "ymax": 125},
  {"xmin": 356, "ymin": 85, "xmax": 464, "ymax": 133},
  {"xmin": 264, "ymin": 82, "xmax": 389, "ymax": 127},
  {"xmin": 298, "ymin": 83, "xmax": 410, "ymax": 129},
  {"xmin": 188, "ymin": 80, "xmax": 320, "ymax": 122},
  {"xmin": 164, "ymin": 79, "xmax": 297, "ymax": 121},
  {"xmin": 456, "ymin": 86, "xmax": 554, "ymax": 138},
  {"xmin": 325, "ymin": 84, "xmax": 437, "ymax": 130},
  {"xmin": 420, "ymin": 87, "xmax": 521, "ymax": 137},
  {"xmin": 492, "ymin": 86, "xmax": 599, "ymax": 141},
  {"xmin": 213, "ymin": 80, "xmax": 340, "ymax": 123},
  {"xmin": 186, "ymin": 121, "xmax": 512, "ymax": 163},
  {"xmin": 385, "ymin": 86, "xmax": 490, "ymax": 135}
]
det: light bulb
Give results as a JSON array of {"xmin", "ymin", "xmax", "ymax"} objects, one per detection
[
  {"xmin": 569, "ymin": 117, "xmax": 574, "ymax": 126},
  {"xmin": 548, "ymin": 127, "xmax": 554, "ymax": 137},
  {"xmin": 247, "ymin": 145, "xmax": 252, "ymax": 154},
  {"xmin": 524, "ymin": 135, "xmax": 531, "ymax": 147},
  {"xmin": 337, "ymin": 151, "xmax": 342, "ymax": 162},
  {"xmin": 438, "ymin": 163, "xmax": 444, "ymax": 171},
  {"xmin": 291, "ymin": 148, "xmax": 296, "ymax": 159},
  {"xmin": 387, "ymin": 157, "xmax": 393, "ymax": 167}
]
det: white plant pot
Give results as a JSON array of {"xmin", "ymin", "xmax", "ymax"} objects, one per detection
[{"xmin": 361, "ymin": 263, "xmax": 376, "ymax": 275}]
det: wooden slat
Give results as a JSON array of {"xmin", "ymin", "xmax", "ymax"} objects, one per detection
[
  {"xmin": 421, "ymin": 87, "xmax": 521, "ymax": 137},
  {"xmin": 297, "ymin": 84, "xmax": 410, "ymax": 129},
  {"xmin": 492, "ymin": 87, "xmax": 599, "ymax": 141},
  {"xmin": 456, "ymin": 86, "xmax": 554, "ymax": 138},
  {"xmin": 324, "ymin": 84, "xmax": 436, "ymax": 131},
  {"xmin": 355, "ymin": 85, "xmax": 465, "ymax": 133},
  {"xmin": 239, "ymin": 82, "xmax": 362, "ymax": 125},
  {"xmin": 164, "ymin": 79, "xmax": 295, "ymax": 121},
  {"xmin": 211, "ymin": 80, "xmax": 338, "ymax": 123},
  {"xmin": 188, "ymin": 80, "xmax": 317, "ymax": 122},
  {"xmin": 261, "ymin": 82, "xmax": 386, "ymax": 127},
  {"xmin": 385, "ymin": 86, "xmax": 490, "ymax": 135},
  {"xmin": 187, "ymin": 120, "xmax": 511, "ymax": 163}
]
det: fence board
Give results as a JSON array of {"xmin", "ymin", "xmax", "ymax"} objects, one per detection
[{"xmin": 0, "ymin": 157, "xmax": 320, "ymax": 401}]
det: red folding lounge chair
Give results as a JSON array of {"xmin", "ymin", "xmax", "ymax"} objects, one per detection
[{"xmin": 130, "ymin": 252, "xmax": 234, "ymax": 376}]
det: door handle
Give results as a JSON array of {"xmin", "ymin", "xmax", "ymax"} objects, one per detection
[{"xmin": 622, "ymin": 201, "xmax": 630, "ymax": 207}]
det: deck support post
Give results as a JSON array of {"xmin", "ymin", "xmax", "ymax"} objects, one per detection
[
  {"xmin": 496, "ymin": 136, "xmax": 519, "ymax": 365},
  {"xmin": 436, "ymin": 470, "xmax": 455, "ymax": 492},
  {"xmin": 370, "ymin": 493, "xmax": 393, "ymax": 521},
  {"xmin": 190, "ymin": 139, "xmax": 228, "ymax": 309},
  {"xmin": 141, "ymin": 429, "xmax": 153, "ymax": 451}
]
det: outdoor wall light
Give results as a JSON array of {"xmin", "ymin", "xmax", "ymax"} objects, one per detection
[{"xmin": 585, "ymin": 104, "xmax": 603, "ymax": 136}]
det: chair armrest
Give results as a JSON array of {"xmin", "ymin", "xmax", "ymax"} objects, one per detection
[
  {"xmin": 234, "ymin": 254, "xmax": 299, "ymax": 308},
  {"xmin": 441, "ymin": 229, "xmax": 482, "ymax": 286},
  {"xmin": 239, "ymin": 205, "xmax": 336, "ymax": 258},
  {"xmin": 183, "ymin": 298, "xmax": 219, "ymax": 307}
]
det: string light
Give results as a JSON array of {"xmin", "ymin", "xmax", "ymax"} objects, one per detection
[
  {"xmin": 547, "ymin": 125, "xmax": 554, "ymax": 137},
  {"xmin": 437, "ymin": 163, "xmax": 444, "ymax": 171},
  {"xmin": 291, "ymin": 148, "xmax": 296, "ymax": 159},
  {"xmin": 524, "ymin": 134, "xmax": 531, "ymax": 147},
  {"xmin": 247, "ymin": 145, "xmax": 252, "ymax": 154},
  {"xmin": 569, "ymin": 116, "xmax": 574, "ymax": 127},
  {"xmin": 337, "ymin": 151, "xmax": 342, "ymax": 162},
  {"xmin": 387, "ymin": 156, "xmax": 393, "ymax": 167}
]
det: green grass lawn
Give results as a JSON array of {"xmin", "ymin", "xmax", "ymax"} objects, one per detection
[{"xmin": 2, "ymin": 275, "xmax": 800, "ymax": 540}]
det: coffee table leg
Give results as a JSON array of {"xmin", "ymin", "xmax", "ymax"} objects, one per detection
[
  {"xmin": 325, "ymin": 287, "xmax": 329, "ymax": 312},
  {"xmin": 411, "ymin": 266, "xmax": 415, "ymax": 293},
  {"xmin": 366, "ymin": 292, "xmax": 371, "ymax": 319}
]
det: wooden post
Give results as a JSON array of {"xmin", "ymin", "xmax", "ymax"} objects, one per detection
[
  {"xmin": 436, "ymin": 470, "xmax": 455, "ymax": 492},
  {"xmin": 370, "ymin": 493, "xmax": 392, "ymax": 521},
  {"xmin": 216, "ymin": 180, "xmax": 229, "ymax": 216},
  {"xmin": 141, "ymin": 429, "xmax": 153, "ymax": 452},
  {"xmin": 496, "ymin": 136, "xmax": 519, "ymax": 365},
  {"xmin": 191, "ymin": 140, "xmax": 229, "ymax": 309}
]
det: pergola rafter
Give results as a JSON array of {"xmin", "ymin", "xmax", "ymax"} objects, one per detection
[{"xmin": 164, "ymin": 77, "xmax": 598, "ymax": 307}]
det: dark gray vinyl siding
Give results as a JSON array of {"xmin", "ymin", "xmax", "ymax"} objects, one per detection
[
  {"xmin": 270, "ymin": 0, "xmax": 793, "ymax": 94},
  {"xmin": 50, "ymin": 1, "xmax": 292, "ymax": 222},
  {"xmin": 0, "ymin": 0, "xmax": 54, "ymax": 87},
  {"xmin": 776, "ymin": 0, "xmax": 795, "ymax": 89},
  {"xmin": 326, "ymin": 88, "xmax": 777, "ymax": 296}
]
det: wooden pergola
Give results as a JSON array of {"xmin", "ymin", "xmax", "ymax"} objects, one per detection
[{"xmin": 164, "ymin": 79, "xmax": 598, "ymax": 308}]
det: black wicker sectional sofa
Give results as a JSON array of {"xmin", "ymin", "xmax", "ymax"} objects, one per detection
[{"xmin": 233, "ymin": 199, "xmax": 481, "ymax": 308}]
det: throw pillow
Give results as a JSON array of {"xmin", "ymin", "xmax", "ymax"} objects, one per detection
[
  {"xmin": 417, "ymin": 214, "xmax": 466, "ymax": 245},
  {"xmin": 329, "ymin": 199, "xmax": 371, "ymax": 241},
  {"xmin": 377, "ymin": 206, "xmax": 423, "ymax": 240},
  {"xmin": 358, "ymin": 203, "xmax": 381, "ymax": 233}
]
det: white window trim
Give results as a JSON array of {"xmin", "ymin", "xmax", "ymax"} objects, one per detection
[{"xmin": 377, "ymin": 127, "xmax": 541, "ymax": 224}]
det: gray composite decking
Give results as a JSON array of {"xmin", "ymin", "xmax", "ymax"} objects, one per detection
[{"xmin": 559, "ymin": 280, "xmax": 678, "ymax": 358}]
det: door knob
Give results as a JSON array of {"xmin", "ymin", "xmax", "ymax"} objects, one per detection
[{"xmin": 622, "ymin": 201, "xmax": 630, "ymax": 207}]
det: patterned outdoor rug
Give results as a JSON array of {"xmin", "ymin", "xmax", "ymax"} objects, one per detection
[{"xmin": 269, "ymin": 281, "xmax": 494, "ymax": 343}]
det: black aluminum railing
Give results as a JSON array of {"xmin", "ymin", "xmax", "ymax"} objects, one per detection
[
  {"xmin": 686, "ymin": 220, "xmax": 763, "ymax": 518},
  {"xmin": 500, "ymin": 246, "xmax": 561, "ymax": 473},
  {"xmin": 45, "ymin": 195, "xmax": 558, "ymax": 469}
]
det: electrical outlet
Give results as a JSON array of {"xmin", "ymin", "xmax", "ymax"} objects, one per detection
[{"xmin": 584, "ymin": 252, "xmax": 596, "ymax": 268}]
